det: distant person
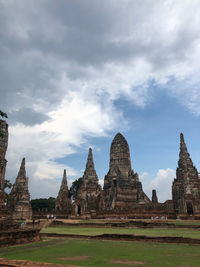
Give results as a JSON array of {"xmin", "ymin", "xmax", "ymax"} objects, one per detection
[
  {"xmin": 47, "ymin": 214, "xmax": 49, "ymax": 221},
  {"xmin": 32, "ymin": 218, "xmax": 35, "ymax": 227},
  {"xmin": 21, "ymin": 218, "xmax": 24, "ymax": 226}
]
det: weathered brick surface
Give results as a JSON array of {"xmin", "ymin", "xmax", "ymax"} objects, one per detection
[
  {"xmin": 8, "ymin": 158, "xmax": 32, "ymax": 220},
  {"xmin": 172, "ymin": 133, "xmax": 200, "ymax": 215},
  {"xmin": 152, "ymin": 190, "xmax": 158, "ymax": 203},
  {"xmin": 0, "ymin": 120, "xmax": 8, "ymax": 215},
  {"xmin": 0, "ymin": 228, "xmax": 40, "ymax": 247},
  {"xmin": 103, "ymin": 133, "xmax": 150, "ymax": 211},
  {"xmin": 55, "ymin": 169, "xmax": 72, "ymax": 213},
  {"xmin": 74, "ymin": 148, "xmax": 103, "ymax": 215}
]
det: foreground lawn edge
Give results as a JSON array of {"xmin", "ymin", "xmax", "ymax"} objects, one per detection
[{"xmin": 0, "ymin": 238, "xmax": 200, "ymax": 267}]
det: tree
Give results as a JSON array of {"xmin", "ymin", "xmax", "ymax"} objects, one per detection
[
  {"xmin": 4, "ymin": 179, "xmax": 12, "ymax": 190},
  {"xmin": 4, "ymin": 179, "xmax": 13, "ymax": 205},
  {"xmin": 69, "ymin": 177, "xmax": 83, "ymax": 201},
  {"xmin": 0, "ymin": 110, "xmax": 8, "ymax": 119},
  {"xmin": 31, "ymin": 197, "xmax": 56, "ymax": 212}
]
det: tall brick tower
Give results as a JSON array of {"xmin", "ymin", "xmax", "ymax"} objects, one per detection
[
  {"xmin": 172, "ymin": 133, "xmax": 200, "ymax": 216},
  {"xmin": 103, "ymin": 133, "xmax": 150, "ymax": 211},
  {"xmin": 0, "ymin": 119, "xmax": 8, "ymax": 215},
  {"xmin": 8, "ymin": 158, "xmax": 32, "ymax": 220},
  {"xmin": 55, "ymin": 169, "xmax": 72, "ymax": 213},
  {"xmin": 75, "ymin": 148, "xmax": 103, "ymax": 215}
]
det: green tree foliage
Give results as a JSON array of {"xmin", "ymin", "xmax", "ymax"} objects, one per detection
[
  {"xmin": 31, "ymin": 197, "xmax": 56, "ymax": 212},
  {"xmin": 69, "ymin": 177, "xmax": 83, "ymax": 201},
  {"xmin": 4, "ymin": 179, "xmax": 12, "ymax": 189},
  {"xmin": 0, "ymin": 110, "xmax": 8, "ymax": 138},
  {"xmin": 0, "ymin": 110, "xmax": 8, "ymax": 119},
  {"xmin": 4, "ymin": 179, "xmax": 13, "ymax": 205}
]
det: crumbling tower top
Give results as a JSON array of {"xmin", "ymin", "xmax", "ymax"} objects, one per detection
[
  {"xmin": 83, "ymin": 148, "xmax": 98, "ymax": 182},
  {"xmin": 61, "ymin": 169, "xmax": 68, "ymax": 187},
  {"xmin": 177, "ymin": 133, "xmax": 198, "ymax": 180},
  {"xmin": 109, "ymin": 132, "xmax": 132, "ymax": 176}
]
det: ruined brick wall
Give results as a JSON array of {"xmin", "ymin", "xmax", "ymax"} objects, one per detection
[{"xmin": 0, "ymin": 120, "xmax": 8, "ymax": 211}]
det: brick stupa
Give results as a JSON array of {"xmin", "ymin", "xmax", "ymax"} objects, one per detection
[
  {"xmin": 9, "ymin": 158, "xmax": 32, "ymax": 220},
  {"xmin": 75, "ymin": 148, "xmax": 103, "ymax": 215},
  {"xmin": 55, "ymin": 169, "xmax": 71, "ymax": 213},
  {"xmin": 172, "ymin": 133, "xmax": 200, "ymax": 215},
  {"xmin": 103, "ymin": 133, "xmax": 150, "ymax": 211}
]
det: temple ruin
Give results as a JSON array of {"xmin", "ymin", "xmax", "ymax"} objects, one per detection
[
  {"xmin": 0, "ymin": 120, "xmax": 40, "ymax": 247},
  {"xmin": 1, "ymin": 116, "xmax": 200, "ymax": 220},
  {"xmin": 172, "ymin": 133, "xmax": 200, "ymax": 216},
  {"xmin": 103, "ymin": 133, "xmax": 150, "ymax": 211},
  {"xmin": 74, "ymin": 148, "xmax": 103, "ymax": 215},
  {"xmin": 70, "ymin": 132, "xmax": 200, "ymax": 219},
  {"xmin": 55, "ymin": 169, "xmax": 72, "ymax": 213},
  {"xmin": 8, "ymin": 158, "xmax": 32, "ymax": 220}
]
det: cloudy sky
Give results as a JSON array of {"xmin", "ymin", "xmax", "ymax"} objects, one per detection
[{"xmin": 1, "ymin": 0, "xmax": 200, "ymax": 202}]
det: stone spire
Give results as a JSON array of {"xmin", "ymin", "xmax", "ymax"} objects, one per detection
[
  {"xmin": 172, "ymin": 133, "xmax": 200, "ymax": 215},
  {"xmin": 152, "ymin": 189, "xmax": 158, "ymax": 203},
  {"xmin": 74, "ymin": 148, "xmax": 102, "ymax": 215},
  {"xmin": 8, "ymin": 158, "xmax": 32, "ymax": 220},
  {"xmin": 83, "ymin": 148, "xmax": 98, "ymax": 182},
  {"xmin": 17, "ymin": 157, "xmax": 26, "ymax": 178},
  {"xmin": 177, "ymin": 133, "xmax": 198, "ymax": 180},
  {"xmin": 55, "ymin": 169, "xmax": 71, "ymax": 213},
  {"xmin": 62, "ymin": 169, "xmax": 67, "ymax": 186},
  {"xmin": 103, "ymin": 132, "xmax": 150, "ymax": 211},
  {"xmin": 110, "ymin": 132, "xmax": 132, "ymax": 176}
]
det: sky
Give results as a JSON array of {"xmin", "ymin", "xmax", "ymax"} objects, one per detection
[{"xmin": 1, "ymin": 0, "xmax": 200, "ymax": 202}]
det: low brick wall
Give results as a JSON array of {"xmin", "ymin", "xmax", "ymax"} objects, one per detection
[
  {"xmin": 0, "ymin": 227, "xmax": 41, "ymax": 247},
  {"xmin": 40, "ymin": 232, "xmax": 200, "ymax": 245},
  {"xmin": 51, "ymin": 219, "xmax": 200, "ymax": 229}
]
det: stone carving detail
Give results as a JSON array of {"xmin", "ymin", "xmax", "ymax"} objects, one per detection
[
  {"xmin": 55, "ymin": 169, "xmax": 71, "ymax": 213},
  {"xmin": 172, "ymin": 133, "xmax": 200, "ymax": 215},
  {"xmin": 103, "ymin": 133, "xmax": 150, "ymax": 211},
  {"xmin": 8, "ymin": 158, "xmax": 32, "ymax": 220},
  {"xmin": 152, "ymin": 189, "xmax": 158, "ymax": 203},
  {"xmin": 0, "ymin": 120, "xmax": 8, "ymax": 214},
  {"xmin": 75, "ymin": 148, "xmax": 103, "ymax": 215}
]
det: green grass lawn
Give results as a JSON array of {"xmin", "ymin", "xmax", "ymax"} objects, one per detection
[
  {"xmin": 41, "ymin": 226, "xmax": 200, "ymax": 239},
  {"xmin": 0, "ymin": 238, "xmax": 200, "ymax": 266}
]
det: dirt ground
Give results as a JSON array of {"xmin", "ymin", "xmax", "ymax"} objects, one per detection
[{"xmin": 0, "ymin": 258, "xmax": 80, "ymax": 267}]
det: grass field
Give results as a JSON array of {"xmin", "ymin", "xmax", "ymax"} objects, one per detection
[
  {"xmin": 0, "ymin": 238, "xmax": 200, "ymax": 266},
  {"xmin": 41, "ymin": 226, "xmax": 200, "ymax": 239}
]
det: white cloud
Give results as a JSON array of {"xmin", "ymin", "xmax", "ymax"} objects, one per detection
[
  {"xmin": 140, "ymin": 172, "xmax": 149, "ymax": 181},
  {"xmin": 1, "ymin": 0, "xmax": 200, "ymax": 198},
  {"xmin": 99, "ymin": 179, "xmax": 104, "ymax": 188},
  {"xmin": 6, "ymin": 90, "xmax": 123, "ymax": 198},
  {"xmin": 141, "ymin": 168, "xmax": 176, "ymax": 202}
]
